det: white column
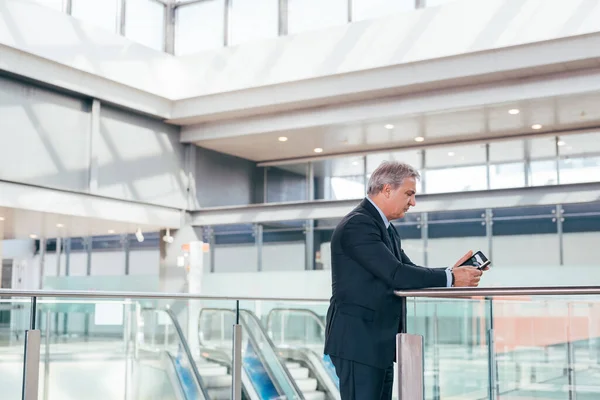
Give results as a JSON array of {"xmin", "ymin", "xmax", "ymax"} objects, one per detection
[{"xmin": 187, "ymin": 241, "xmax": 204, "ymax": 355}]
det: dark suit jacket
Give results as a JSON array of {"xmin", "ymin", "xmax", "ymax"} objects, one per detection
[{"xmin": 324, "ymin": 198, "xmax": 447, "ymax": 369}]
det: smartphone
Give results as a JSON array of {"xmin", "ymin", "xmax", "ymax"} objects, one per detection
[{"xmin": 460, "ymin": 251, "xmax": 491, "ymax": 270}]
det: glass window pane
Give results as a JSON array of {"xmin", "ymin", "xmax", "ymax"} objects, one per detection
[
  {"xmin": 72, "ymin": 0, "xmax": 119, "ymax": 33},
  {"xmin": 528, "ymin": 137, "xmax": 556, "ymax": 159},
  {"xmin": 124, "ymin": 0, "xmax": 165, "ymax": 51},
  {"xmin": 230, "ymin": 0, "xmax": 278, "ymax": 46},
  {"xmin": 315, "ymin": 157, "xmax": 365, "ymax": 200},
  {"xmin": 30, "ymin": 0, "xmax": 64, "ymax": 12},
  {"xmin": 351, "ymin": 0, "xmax": 414, "ymax": 21},
  {"xmin": 425, "ymin": 166, "xmax": 487, "ymax": 194},
  {"xmin": 489, "ymin": 140, "xmax": 524, "ymax": 163},
  {"xmin": 175, "ymin": 0, "xmax": 225, "ymax": 55},
  {"xmin": 558, "ymin": 132, "xmax": 600, "ymax": 157},
  {"xmin": 266, "ymin": 164, "xmax": 308, "ymax": 203},
  {"xmin": 489, "ymin": 162, "xmax": 525, "ymax": 189},
  {"xmin": 559, "ymin": 157, "xmax": 600, "ymax": 184},
  {"xmin": 530, "ymin": 160, "xmax": 557, "ymax": 186},
  {"xmin": 288, "ymin": 0, "xmax": 347, "ymax": 35},
  {"xmin": 425, "ymin": 143, "xmax": 486, "ymax": 168}
]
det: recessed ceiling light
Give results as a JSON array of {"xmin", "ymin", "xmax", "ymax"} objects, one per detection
[
  {"xmin": 448, "ymin": 151, "xmax": 455, "ymax": 157},
  {"xmin": 508, "ymin": 109, "xmax": 520, "ymax": 115},
  {"xmin": 414, "ymin": 136, "xmax": 425, "ymax": 142},
  {"xmin": 56, "ymin": 223, "xmax": 64, "ymax": 228},
  {"xmin": 29, "ymin": 234, "xmax": 38, "ymax": 239},
  {"xmin": 108, "ymin": 229, "xmax": 115, "ymax": 234},
  {"xmin": 314, "ymin": 147, "xmax": 323, "ymax": 153},
  {"xmin": 278, "ymin": 136, "xmax": 288, "ymax": 142},
  {"xmin": 385, "ymin": 124, "xmax": 394, "ymax": 129},
  {"xmin": 0, "ymin": 217, "xmax": 4, "ymax": 221},
  {"xmin": 531, "ymin": 124, "xmax": 543, "ymax": 130},
  {"xmin": 352, "ymin": 161, "xmax": 359, "ymax": 166},
  {"xmin": 557, "ymin": 140, "xmax": 566, "ymax": 146}
]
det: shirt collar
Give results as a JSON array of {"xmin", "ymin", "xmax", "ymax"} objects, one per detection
[{"xmin": 366, "ymin": 196, "xmax": 390, "ymax": 228}]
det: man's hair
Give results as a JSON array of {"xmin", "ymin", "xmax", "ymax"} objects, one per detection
[{"xmin": 367, "ymin": 161, "xmax": 420, "ymax": 195}]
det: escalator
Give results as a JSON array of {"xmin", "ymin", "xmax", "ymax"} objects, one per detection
[
  {"xmin": 199, "ymin": 308, "xmax": 337, "ymax": 400},
  {"xmin": 198, "ymin": 308, "xmax": 305, "ymax": 400},
  {"xmin": 266, "ymin": 308, "xmax": 341, "ymax": 400},
  {"xmin": 134, "ymin": 308, "xmax": 209, "ymax": 400}
]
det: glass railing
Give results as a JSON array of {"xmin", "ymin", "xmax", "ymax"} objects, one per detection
[{"xmin": 1, "ymin": 288, "xmax": 599, "ymax": 400}]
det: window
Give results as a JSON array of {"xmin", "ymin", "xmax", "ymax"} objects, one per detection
[
  {"xmin": 287, "ymin": 0, "xmax": 347, "ymax": 35},
  {"xmin": 425, "ymin": 165, "xmax": 487, "ymax": 194},
  {"xmin": 72, "ymin": 0, "xmax": 119, "ymax": 33},
  {"xmin": 30, "ymin": 0, "xmax": 64, "ymax": 12},
  {"xmin": 351, "ymin": 0, "xmax": 414, "ymax": 21},
  {"xmin": 124, "ymin": 0, "xmax": 165, "ymax": 51},
  {"xmin": 489, "ymin": 140, "xmax": 524, "ymax": 163},
  {"xmin": 175, "ymin": 0, "xmax": 225, "ymax": 55},
  {"xmin": 425, "ymin": 144, "xmax": 486, "ymax": 168},
  {"xmin": 489, "ymin": 163, "xmax": 525, "ymax": 189},
  {"xmin": 230, "ymin": 0, "xmax": 278, "ymax": 46}
]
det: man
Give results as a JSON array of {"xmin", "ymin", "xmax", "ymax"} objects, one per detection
[{"xmin": 324, "ymin": 161, "xmax": 485, "ymax": 400}]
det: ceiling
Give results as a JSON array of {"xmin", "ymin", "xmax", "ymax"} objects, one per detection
[
  {"xmin": 0, "ymin": 206, "xmax": 163, "ymax": 240},
  {"xmin": 194, "ymin": 91, "xmax": 600, "ymax": 163}
]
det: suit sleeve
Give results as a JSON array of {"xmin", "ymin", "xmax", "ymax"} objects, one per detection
[{"xmin": 342, "ymin": 215, "xmax": 447, "ymax": 290}]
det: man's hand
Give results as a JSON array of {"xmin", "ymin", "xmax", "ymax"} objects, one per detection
[{"xmin": 452, "ymin": 250, "xmax": 484, "ymax": 287}]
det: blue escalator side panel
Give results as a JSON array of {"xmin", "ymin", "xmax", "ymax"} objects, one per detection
[
  {"xmin": 243, "ymin": 340, "xmax": 282, "ymax": 400},
  {"xmin": 322, "ymin": 354, "xmax": 340, "ymax": 388},
  {"xmin": 174, "ymin": 347, "xmax": 201, "ymax": 400}
]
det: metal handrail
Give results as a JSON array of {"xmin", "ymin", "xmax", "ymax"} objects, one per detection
[
  {"xmin": 0, "ymin": 289, "xmax": 328, "ymax": 302},
  {"xmin": 394, "ymin": 286, "xmax": 600, "ymax": 297}
]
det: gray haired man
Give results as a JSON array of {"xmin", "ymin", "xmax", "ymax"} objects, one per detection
[{"xmin": 324, "ymin": 161, "xmax": 485, "ymax": 400}]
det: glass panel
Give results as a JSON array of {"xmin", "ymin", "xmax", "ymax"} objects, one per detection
[
  {"xmin": 124, "ymin": 0, "xmax": 165, "ymax": 51},
  {"xmin": 314, "ymin": 218, "xmax": 339, "ymax": 270},
  {"xmin": 175, "ymin": 0, "xmax": 225, "ymax": 55},
  {"xmin": 492, "ymin": 205, "xmax": 560, "ymax": 269},
  {"xmin": 287, "ymin": 0, "xmax": 348, "ymax": 35},
  {"xmin": 30, "ymin": 0, "xmax": 64, "ymax": 12},
  {"xmin": 489, "ymin": 139, "xmax": 524, "ymax": 163},
  {"xmin": 213, "ymin": 224, "xmax": 258, "ymax": 273},
  {"xmin": 314, "ymin": 157, "xmax": 365, "ymax": 201},
  {"xmin": 409, "ymin": 298, "xmax": 490, "ymax": 399},
  {"xmin": 558, "ymin": 132, "xmax": 600, "ymax": 156},
  {"xmin": 0, "ymin": 298, "xmax": 29, "ymax": 399},
  {"xmin": 489, "ymin": 162, "xmax": 525, "ymax": 189},
  {"xmin": 71, "ymin": 0, "xmax": 119, "ymax": 33},
  {"xmin": 425, "ymin": 165, "xmax": 487, "ymax": 194},
  {"xmin": 559, "ymin": 156, "xmax": 600, "ymax": 184},
  {"xmin": 425, "ymin": 143, "xmax": 487, "ymax": 168},
  {"xmin": 266, "ymin": 164, "xmax": 308, "ymax": 203},
  {"xmin": 230, "ymin": 0, "xmax": 278, "ymax": 46},
  {"xmin": 563, "ymin": 202, "xmax": 600, "ymax": 266},
  {"xmin": 351, "ymin": 0, "xmax": 414, "ymax": 21},
  {"xmin": 262, "ymin": 221, "xmax": 306, "ymax": 271},
  {"xmin": 530, "ymin": 160, "xmax": 558, "ymax": 186},
  {"xmin": 529, "ymin": 136, "xmax": 557, "ymax": 159}
]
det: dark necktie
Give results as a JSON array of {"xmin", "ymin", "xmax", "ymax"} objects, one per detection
[{"xmin": 387, "ymin": 225, "xmax": 400, "ymax": 260}]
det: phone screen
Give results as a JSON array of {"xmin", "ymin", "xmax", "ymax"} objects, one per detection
[{"xmin": 461, "ymin": 251, "xmax": 490, "ymax": 269}]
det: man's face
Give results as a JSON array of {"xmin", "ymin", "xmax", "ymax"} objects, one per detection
[{"xmin": 385, "ymin": 177, "xmax": 417, "ymax": 220}]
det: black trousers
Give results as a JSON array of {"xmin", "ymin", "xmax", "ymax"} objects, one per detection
[{"xmin": 330, "ymin": 356, "xmax": 394, "ymax": 400}]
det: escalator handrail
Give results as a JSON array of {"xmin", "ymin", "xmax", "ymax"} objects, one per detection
[
  {"xmin": 198, "ymin": 307, "xmax": 304, "ymax": 399},
  {"xmin": 266, "ymin": 308, "xmax": 326, "ymax": 342},
  {"xmin": 141, "ymin": 307, "xmax": 210, "ymax": 400}
]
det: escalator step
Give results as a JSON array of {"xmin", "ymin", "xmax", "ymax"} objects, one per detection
[
  {"xmin": 207, "ymin": 387, "xmax": 230, "ymax": 400},
  {"xmin": 285, "ymin": 362, "xmax": 301, "ymax": 369},
  {"xmin": 303, "ymin": 392, "xmax": 327, "ymax": 400},
  {"xmin": 202, "ymin": 374, "xmax": 232, "ymax": 388},
  {"xmin": 296, "ymin": 378, "xmax": 318, "ymax": 392},
  {"xmin": 288, "ymin": 367, "xmax": 310, "ymax": 379}
]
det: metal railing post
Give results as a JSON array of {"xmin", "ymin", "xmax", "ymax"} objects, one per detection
[
  {"xmin": 232, "ymin": 300, "xmax": 242, "ymax": 400},
  {"xmin": 22, "ymin": 296, "xmax": 41, "ymax": 400},
  {"xmin": 396, "ymin": 296, "xmax": 424, "ymax": 400}
]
